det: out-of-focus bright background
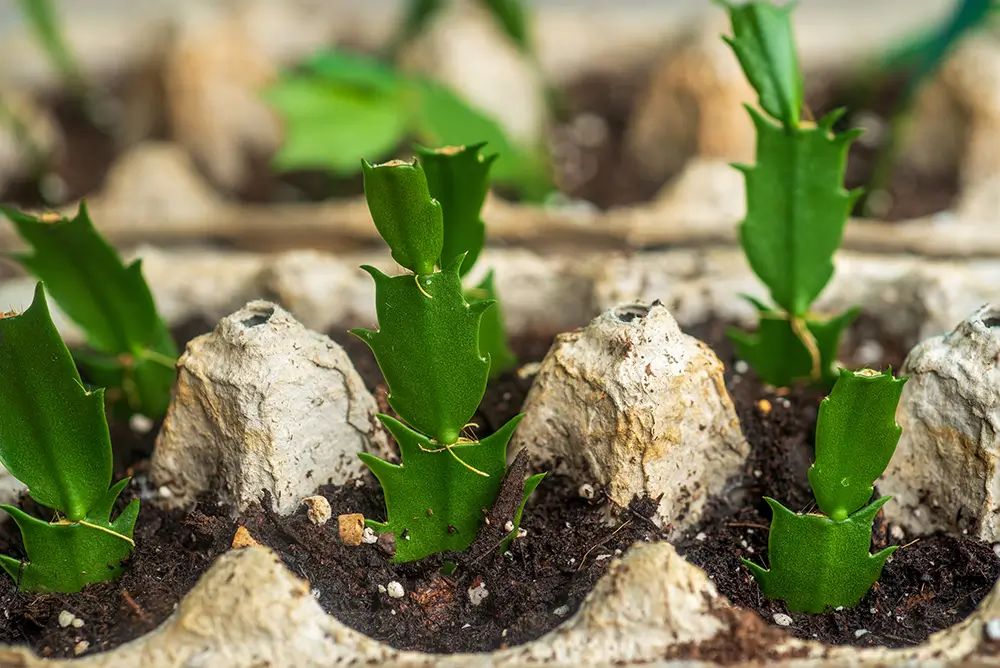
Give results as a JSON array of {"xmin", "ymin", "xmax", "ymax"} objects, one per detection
[{"xmin": 0, "ymin": 0, "xmax": 995, "ymax": 253}]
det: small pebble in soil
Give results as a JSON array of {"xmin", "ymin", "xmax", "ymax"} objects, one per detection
[
  {"xmin": 773, "ymin": 613, "xmax": 793, "ymax": 627},
  {"xmin": 578, "ymin": 483, "xmax": 596, "ymax": 499},
  {"xmin": 377, "ymin": 531, "xmax": 396, "ymax": 556},
  {"xmin": 338, "ymin": 513, "xmax": 365, "ymax": 546},
  {"xmin": 553, "ymin": 605, "xmax": 570, "ymax": 617},
  {"xmin": 387, "ymin": 581, "xmax": 405, "ymax": 599},
  {"xmin": 58, "ymin": 611, "xmax": 75, "ymax": 628},
  {"xmin": 302, "ymin": 495, "xmax": 332, "ymax": 526},
  {"xmin": 468, "ymin": 581, "xmax": 489, "ymax": 606},
  {"xmin": 734, "ymin": 360, "xmax": 749, "ymax": 375},
  {"xmin": 504, "ymin": 520, "xmax": 514, "ymax": 532},
  {"xmin": 73, "ymin": 641, "xmax": 89, "ymax": 656},
  {"xmin": 231, "ymin": 525, "xmax": 259, "ymax": 548},
  {"xmin": 987, "ymin": 619, "xmax": 1000, "ymax": 641},
  {"xmin": 128, "ymin": 414, "xmax": 155, "ymax": 434},
  {"xmin": 361, "ymin": 527, "xmax": 377, "ymax": 544},
  {"xmin": 854, "ymin": 629, "xmax": 869, "ymax": 638}
]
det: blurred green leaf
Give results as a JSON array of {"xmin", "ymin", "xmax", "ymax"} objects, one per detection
[
  {"xmin": 480, "ymin": 0, "xmax": 530, "ymax": 53},
  {"xmin": 18, "ymin": 0, "xmax": 87, "ymax": 97},
  {"xmin": 389, "ymin": 0, "xmax": 448, "ymax": 59},
  {"xmin": 267, "ymin": 76, "xmax": 407, "ymax": 175},
  {"xmin": 469, "ymin": 271, "xmax": 517, "ymax": 379},
  {"xmin": 2, "ymin": 202, "xmax": 177, "ymax": 418},
  {"xmin": 265, "ymin": 49, "xmax": 551, "ymax": 200},
  {"xmin": 303, "ymin": 50, "xmax": 403, "ymax": 95},
  {"xmin": 727, "ymin": 298, "xmax": 858, "ymax": 389},
  {"xmin": 413, "ymin": 79, "xmax": 552, "ymax": 198}
]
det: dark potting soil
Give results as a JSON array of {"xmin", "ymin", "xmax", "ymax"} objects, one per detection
[
  {"xmin": 675, "ymin": 372, "xmax": 1000, "ymax": 650},
  {"xmin": 251, "ymin": 476, "xmax": 664, "ymax": 654},
  {"xmin": 0, "ymin": 315, "xmax": 996, "ymax": 659},
  {"xmin": 0, "ymin": 474, "xmax": 664, "ymax": 658},
  {"xmin": 0, "ymin": 490, "xmax": 239, "ymax": 659}
]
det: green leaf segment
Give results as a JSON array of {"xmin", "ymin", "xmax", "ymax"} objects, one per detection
[
  {"xmin": 0, "ymin": 283, "xmax": 139, "ymax": 593},
  {"xmin": 744, "ymin": 368, "xmax": 907, "ymax": 613},
  {"xmin": 721, "ymin": 1, "xmax": 861, "ymax": 388},
  {"xmin": 2, "ymin": 202, "xmax": 178, "ymax": 419},
  {"xmin": 353, "ymin": 157, "xmax": 543, "ymax": 562},
  {"xmin": 264, "ymin": 50, "xmax": 552, "ymax": 200},
  {"xmin": 391, "ymin": 0, "xmax": 531, "ymax": 56},
  {"xmin": 417, "ymin": 143, "xmax": 517, "ymax": 378}
]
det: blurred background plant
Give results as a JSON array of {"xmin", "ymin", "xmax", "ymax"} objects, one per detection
[
  {"xmin": 0, "ymin": 0, "xmax": 996, "ymax": 225},
  {"xmin": 856, "ymin": 0, "xmax": 1000, "ymax": 216}
]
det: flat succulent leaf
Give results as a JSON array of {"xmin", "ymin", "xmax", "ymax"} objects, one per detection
[
  {"xmin": 885, "ymin": 0, "xmax": 995, "ymax": 106},
  {"xmin": 734, "ymin": 107, "xmax": 861, "ymax": 317},
  {"xmin": 362, "ymin": 158, "xmax": 444, "ymax": 275},
  {"xmin": 75, "ymin": 320, "xmax": 177, "ymax": 420},
  {"xmin": 744, "ymin": 497, "xmax": 897, "ymax": 613},
  {"xmin": 412, "ymin": 79, "xmax": 553, "ymax": 201},
  {"xmin": 0, "ymin": 283, "xmax": 112, "ymax": 520},
  {"xmin": 722, "ymin": 0, "xmax": 804, "ymax": 127},
  {"xmin": 415, "ymin": 142, "xmax": 496, "ymax": 275},
  {"xmin": 359, "ymin": 414, "xmax": 521, "ymax": 562},
  {"xmin": 266, "ymin": 73, "xmax": 407, "ymax": 175},
  {"xmin": 304, "ymin": 50, "xmax": 403, "ymax": 94},
  {"xmin": 726, "ymin": 297, "xmax": 859, "ymax": 388},
  {"xmin": 350, "ymin": 257, "xmax": 491, "ymax": 444},
  {"xmin": 809, "ymin": 368, "xmax": 907, "ymax": 520},
  {"xmin": 391, "ymin": 0, "xmax": 447, "ymax": 54},
  {"xmin": 2, "ymin": 203, "xmax": 177, "ymax": 418},
  {"xmin": 467, "ymin": 271, "xmax": 517, "ymax": 379},
  {"xmin": 480, "ymin": 0, "xmax": 531, "ymax": 52},
  {"xmin": 2, "ymin": 202, "xmax": 169, "ymax": 356},
  {"xmin": 500, "ymin": 471, "xmax": 545, "ymax": 552},
  {"xmin": 0, "ymin": 478, "xmax": 139, "ymax": 593}
]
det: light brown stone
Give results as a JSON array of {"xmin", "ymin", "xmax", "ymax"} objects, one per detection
[{"xmin": 338, "ymin": 513, "xmax": 365, "ymax": 547}]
